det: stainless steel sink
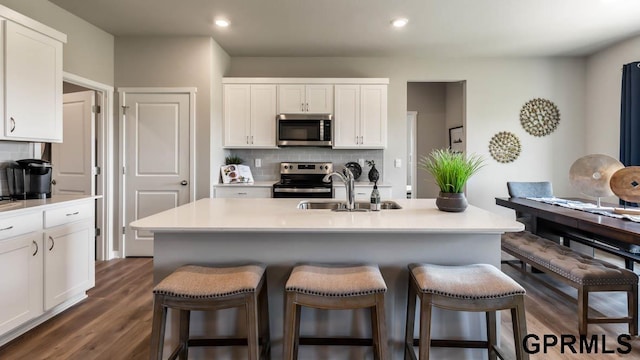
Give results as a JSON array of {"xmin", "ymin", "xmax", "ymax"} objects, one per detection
[{"xmin": 297, "ymin": 200, "xmax": 402, "ymax": 211}]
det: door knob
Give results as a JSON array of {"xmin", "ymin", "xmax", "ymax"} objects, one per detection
[
  {"xmin": 51, "ymin": 179, "xmax": 57, "ymax": 185},
  {"xmin": 181, "ymin": 180, "xmax": 188, "ymax": 186}
]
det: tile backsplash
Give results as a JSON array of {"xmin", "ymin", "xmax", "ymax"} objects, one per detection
[
  {"xmin": 0, "ymin": 141, "xmax": 35, "ymax": 196},
  {"xmin": 228, "ymin": 148, "xmax": 384, "ymax": 182}
]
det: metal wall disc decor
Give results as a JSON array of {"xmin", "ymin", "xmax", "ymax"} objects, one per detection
[
  {"xmin": 520, "ymin": 98, "xmax": 560, "ymax": 137},
  {"xmin": 569, "ymin": 154, "xmax": 624, "ymax": 198},
  {"xmin": 488, "ymin": 131, "xmax": 521, "ymax": 163},
  {"xmin": 609, "ymin": 166, "xmax": 640, "ymax": 203}
]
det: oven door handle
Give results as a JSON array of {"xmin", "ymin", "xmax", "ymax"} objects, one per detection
[{"xmin": 273, "ymin": 188, "xmax": 332, "ymax": 193}]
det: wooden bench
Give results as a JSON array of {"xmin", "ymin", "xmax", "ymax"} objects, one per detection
[{"xmin": 502, "ymin": 231, "xmax": 638, "ymax": 335}]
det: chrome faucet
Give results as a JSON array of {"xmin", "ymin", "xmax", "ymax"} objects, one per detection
[{"xmin": 323, "ymin": 167, "xmax": 355, "ymax": 211}]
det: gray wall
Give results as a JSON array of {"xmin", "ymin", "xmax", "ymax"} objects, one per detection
[
  {"xmin": 0, "ymin": 0, "xmax": 114, "ymax": 86},
  {"xmin": 228, "ymin": 56, "xmax": 586, "ymax": 214},
  {"xmin": 115, "ymin": 36, "xmax": 230, "ymax": 200}
]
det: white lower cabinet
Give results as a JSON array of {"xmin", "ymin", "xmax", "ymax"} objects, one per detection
[
  {"xmin": 214, "ymin": 186, "xmax": 272, "ymax": 198},
  {"xmin": 44, "ymin": 219, "xmax": 93, "ymax": 310},
  {"xmin": 0, "ymin": 232, "xmax": 43, "ymax": 335},
  {"xmin": 0, "ymin": 199, "xmax": 95, "ymax": 344},
  {"xmin": 334, "ymin": 184, "xmax": 393, "ymax": 201}
]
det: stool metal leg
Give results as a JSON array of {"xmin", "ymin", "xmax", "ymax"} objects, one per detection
[
  {"xmin": 404, "ymin": 279, "xmax": 417, "ymax": 360},
  {"xmin": 178, "ymin": 310, "xmax": 190, "ymax": 360},
  {"xmin": 486, "ymin": 311, "xmax": 497, "ymax": 360},
  {"xmin": 512, "ymin": 296, "xmax": 529, "ymax": 360},
  {"xmin": 373, "ymin": 293, "xmax": 389, "ymax": 360},
  {"xmin": 150, "ymin": 294, "xmax": 167, "ymax": 360},
  {"xmin": 259, "ymin": 280, "xmax": 271, "ymax": 359},
  {"xmin": 283, "ymin": 292, "xmax": 300, "ymax": 360},
  {"xmin": 419, "ymin": 293, "xmax": 433, "ymax": 360}
]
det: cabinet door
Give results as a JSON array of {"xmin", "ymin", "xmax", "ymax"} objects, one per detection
[
  {"xmin": 223, "ymin": 84, "xmax": 251, "ymax": 147},
  {"xmin": 250, "ymin": 85, "xmax": 277, "ymax": 147},
  {"xmin": 0, "ymin": 233, "xmax": 43, "ymax": 334},
  {"xmin": 306, "ymin": 85, "xmax": 333, "ymax": 114},
  {"xmin": 333, "ymin": 85, "xmax": 360, "ymax": 148},
  {"xmin": 360, "ymin": 85, "xmax": 387, "ymax": 148},
  {"xmin": 4, "ymin": 21, "xmax": 63, "ymax": 142},
  {"xmin": 278, "ymin": 85, "xmax": 306, "ymax": 113},
  {"xmin": 44, "ymin": 220, "xmax": 93, "ymax": 310}
]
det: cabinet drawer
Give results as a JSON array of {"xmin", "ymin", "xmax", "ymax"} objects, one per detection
[
  {"xmin": 215, "ymin": 187, "xmax": 272, "ymax": 198},
  {"xmin": 44, "ymin": 202, "xmax": 93, "ymax": 228},
  {"xmin": 0, "ymin": 212, "xmax": 42, "ymax": 240}
]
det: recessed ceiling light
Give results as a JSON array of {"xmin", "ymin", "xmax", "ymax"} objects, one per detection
[
  {"xmin": 391, "ymin": 18, "xmax": 408, "ymax": 28},
  {"xmin": 215, "ymin": 19, "xmax": 230, "ymax": 28}
]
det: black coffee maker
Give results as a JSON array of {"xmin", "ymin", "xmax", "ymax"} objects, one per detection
[{"xmin": 6, "ymin": 159, "xmax": 53, "ymax": 199}]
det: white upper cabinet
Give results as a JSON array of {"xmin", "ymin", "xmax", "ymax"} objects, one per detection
[
  {"xmin": 224, "ymin": 84, "xmax": 277, "ymax": 148},
  {"xmin": 0, "ymin": 6, "xmax": 67, "ymax": 143},
  {"xmin": 334, "ymin": 84, "xmax": 387, "ymax": 149},
  {"xmin": 1, "ymin": 19, "xmax": 64, "ymax": 142},
  {"xmin": 278, "ymin": 84, "xmax": 333, "ymax": 114}
]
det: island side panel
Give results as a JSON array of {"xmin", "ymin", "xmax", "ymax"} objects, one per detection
[{"xmin": 153, "ymin": 231, "xmax": 501, "ymax": 360}]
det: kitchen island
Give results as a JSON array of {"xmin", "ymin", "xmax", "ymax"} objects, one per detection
[{"xmin": 131, "ymin": 198, "xmax": 523, "ymax": 359}]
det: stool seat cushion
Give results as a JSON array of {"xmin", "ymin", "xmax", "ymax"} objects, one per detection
[
  {"xmin": 153, "ymin": 264, "xmax": 265, "ymax": 299},
  {"xmin": 286, "ymin": 264, "xmax": 387, "ymax": 297},
  {"xmin": 409, "ymin": 263, "xmax": 525, "ymax": 300}
]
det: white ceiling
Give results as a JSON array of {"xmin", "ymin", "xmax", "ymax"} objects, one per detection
[{"xmin": 50, "ymin": 0, "xmax": 640, "ymax": 57}]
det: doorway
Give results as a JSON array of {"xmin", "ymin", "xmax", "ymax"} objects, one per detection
[
  {"xmin": 61, "ymin": 73, "xmax": 114, "ymax": 261},
  {"xmin": 119, "ymin": 88, "xmax": 196, "ymax": 257},
  {"xmin": 407, "ymin": 81, "xmax": 466, "ymax": 198}
]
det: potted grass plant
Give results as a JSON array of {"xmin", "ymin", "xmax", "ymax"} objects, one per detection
[{"xmin": 419, "ymin": 148, "xmax": 485, "ymax": 212}]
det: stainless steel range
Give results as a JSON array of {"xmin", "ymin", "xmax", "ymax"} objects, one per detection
[{"xmin": 272, "ymin": 162, "xmax": 334, "ymax": 198}]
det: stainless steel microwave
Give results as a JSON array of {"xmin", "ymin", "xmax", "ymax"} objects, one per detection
[{"xmin": 276, "ymin": 114, "xmax": 332, "ymax": 147}]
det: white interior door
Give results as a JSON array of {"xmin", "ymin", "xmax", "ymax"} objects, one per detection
[
  {"xmin": 123, "ymin": 92, "xmax": 191, "ymax": 257},
  {"xmin": 52, "ymin": 91, "xmax": 95, "ymax": 195}
]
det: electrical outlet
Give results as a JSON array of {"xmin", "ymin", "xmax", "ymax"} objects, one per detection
[
  {"xmin": 255, "ymin": 158, "xmax": 262, "ymax": 168},
  {"xmin": 358, "ymin": 159, "xmax": 365, "ymax": 167},
  {"xmin": 394, "ymin": 159, "xmax": 402, "ymax": 168}
]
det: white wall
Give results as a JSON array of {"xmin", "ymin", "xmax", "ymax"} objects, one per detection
[
  {"xmin": 0, "ymin": 0, "xmax": 114, "ymax": 85},
  {"xmin": 586, "ymin": 35, "xmax": 640, "ymax": 157},
  {"xmin": 115, "ymin": 36, "xmax": 230, "ymax": 199},
  {"xmin": 228, "ymin": 57, "xmax": 586, "ymax": 214}
]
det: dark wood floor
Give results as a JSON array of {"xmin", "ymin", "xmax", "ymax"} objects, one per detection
[{"xmin": 1, "ymin": 256, "xmax": 639, "ymax": 359}]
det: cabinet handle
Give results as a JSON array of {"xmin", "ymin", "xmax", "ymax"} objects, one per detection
[
  {"xmin": 32, "ymin": 240, "xmax": 38, "ymax": 256},
  {"xmin": 237, "ymin": 192, "xmax": 248, "ymax": 195},
  {"xmin": 66, "ymin": 211, "xmax": 80, "ymax": 216},
  {"xmin": 246, "ymin": 135, "xmax": 249, "ymax": 144},
  {"xmin": 10, "ymin": 117, "xmax": 15, "ymax": 133},
  {"xmin": 251, "ymin": 136, "xmax": 254, "ymax": 144},
  {"xmin": 48, "ymin": 236, "xmax": 55, "ymax": 251},
  {"xmin": 360, "ymin": 136, "xmax": 364, "ymax": 144},
  {"xmin": 0, "ymin": 225, "xmax": 13, "ymax": 231},
  {"xmin": 306, "ymin": 102, "xmax": 309, "ymax": 112}
]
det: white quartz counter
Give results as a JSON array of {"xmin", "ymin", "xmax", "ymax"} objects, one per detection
[
  {"xmin": 0, "ymin": 195, "xmax": 101, "ymax": 216},
  {"xmin": 130, "ymin": 198, "xmax": 523, "ymax": 233}
]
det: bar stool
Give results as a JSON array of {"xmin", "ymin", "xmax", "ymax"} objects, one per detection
[
  {"xmin": 283, "ymin": 263, "xmax": 389, "ymax": 360},
  {"xmin": 149, "ymin": 264, "xmax": 270, "ymax": 360},
  {"xmin": 405, "ymin": 263, "xmax": 529, "ymax": 360}
]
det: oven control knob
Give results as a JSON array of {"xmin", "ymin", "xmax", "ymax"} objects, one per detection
[{"xmin": 284, "ymin": 165, "xmax": 289, "ymax": 170}]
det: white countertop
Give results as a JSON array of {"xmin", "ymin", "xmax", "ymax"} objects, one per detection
[
  {"xmin": 213, "ymin": 181, "xmax": 390, "ymax": 188},
  {"xmin": 130, "ymin": 198, "xmax": 523, "ymax": 234},
  {"xmin": 0, "ymin": 195, "xmax": 100, "ymax": 216}
]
